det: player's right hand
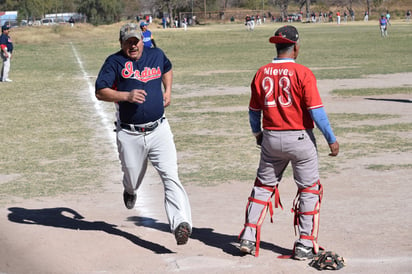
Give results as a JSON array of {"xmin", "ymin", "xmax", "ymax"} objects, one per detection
[
  {"xmin": 128, "ymin": 89, "xmax": 147, "ymax": 104},
  {"xmin": 255, "ymin": 132, "xmax": 263, "ymax": 146},
  {"xmin": 328, "ymin": 141, "xmax": 339, "ymax": 156}
]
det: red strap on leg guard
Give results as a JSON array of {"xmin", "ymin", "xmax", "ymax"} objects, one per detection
[
  {"xmin": 239, "ymin": 196, "xmax": 271, "ymax": 257},
  {"xmin": 239, "ymin": 178, "xmax": 285, "ymax": 257},
  {"xmin": 291, "ymin": 180, "xmax": 323, "ymax": 253},
  {"xmin": 273, "ymin": 185, "xmax": 283, "ymax": 211},
  {"xmin": 254, "ymin": 178, "xmax": 283, "ymax": 219}
]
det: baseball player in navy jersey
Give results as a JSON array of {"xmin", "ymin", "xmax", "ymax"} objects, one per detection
[
  {"xmin": 1, "ymin": 25, "xmax": 13, "ymax": 82},
  {"xmin": 238, "ymin": 25, "xmax": 339, "ymax": 259},
  {"xmin": 95, "ymin": 23, "xmax": 192, "ymax": 245}
]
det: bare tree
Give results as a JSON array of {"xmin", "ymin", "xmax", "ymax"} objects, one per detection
[
  {"xmin": 299, "ymin": 0, "xmax": 311, "ymax": 21},
  {"xmin": 366, "ymin": 0, "xmax": 370, "ymax": 16},
  {"xmin": 273, "ymin": 0, "xmax": 290, "ymax": 20}
]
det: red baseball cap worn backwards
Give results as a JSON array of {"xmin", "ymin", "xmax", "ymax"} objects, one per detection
[{"xmin": 269, "ymin": 25, "xmax": 299, "ymax": 44}]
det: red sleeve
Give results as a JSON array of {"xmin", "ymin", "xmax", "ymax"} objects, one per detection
[
  {"xmin": 249, "ymin": 73, "xmax": 262, "ymax": 111},
  {"xmin": 302, "ymin": 69, "xmax": 323, "ymax": 110}
]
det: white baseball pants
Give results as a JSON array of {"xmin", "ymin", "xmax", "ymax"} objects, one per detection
[
  {"xmin": 116, "ymin": 118, "xmax": 192, "ymax": 232},
  {"xmin": 1, "ymin": 52, "xmax": 11, "ymax": 81}
]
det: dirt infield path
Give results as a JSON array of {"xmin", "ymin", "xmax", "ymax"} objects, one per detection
[{"xmin": 1, "ymin": 73, "xmax": 411, "ymax": 273}]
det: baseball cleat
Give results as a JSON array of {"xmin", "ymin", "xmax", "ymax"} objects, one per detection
[
  {"xmin": 239, "ymin": 239, "xmax": 256, "ymax": 255},
  {"xmin": 123, "ymin": 190, "xmax": 137, "ymax": 209},
  {"xmin": 293, "ymin": 243, "xmax": 315, "ymax": 260},
  {"xmin": 174, "ymin": 222, "xmax": 191, "ymax": 245}
]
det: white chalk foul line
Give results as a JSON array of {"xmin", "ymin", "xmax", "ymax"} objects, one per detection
[{"xmin": 70, "ymin": 42, "xmax": 117, "ymax": 151}]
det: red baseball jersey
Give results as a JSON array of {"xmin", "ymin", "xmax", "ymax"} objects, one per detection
[{"xmin": 249, "ymin": 59, "xmax": 323, "ymax": 130}]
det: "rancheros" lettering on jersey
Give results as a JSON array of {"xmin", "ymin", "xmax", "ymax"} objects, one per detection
[{"xmin": 122, "ymin": 61, "xmax": 161, "ymax": 82}]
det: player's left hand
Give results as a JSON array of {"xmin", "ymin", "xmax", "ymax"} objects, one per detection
[
  {"xmin": 328, "ymin": 141, "xmax": 339, "ymax": 156},
  {"xmin": 163, "ymin": 93, "xmax": 171, "ymax": 107}
]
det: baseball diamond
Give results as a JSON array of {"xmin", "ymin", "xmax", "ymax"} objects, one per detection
[{"xmin": 0, "ymin": 21, "xmax": 411, "ymax": 273}]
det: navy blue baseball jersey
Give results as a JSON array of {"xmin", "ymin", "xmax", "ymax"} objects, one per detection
[
  {"xmin": 0, "ymin": 33, "xmax": 13, "ymax": 53},
  {"xmin": 96, "ymin": 47, "xmax": 172, "ymax": 124}
]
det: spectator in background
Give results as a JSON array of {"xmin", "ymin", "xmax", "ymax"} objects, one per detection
[
  {"xmin": 162, "ymin": 17, "xmax": 167, "ymax": 29},
  {"xmin": 140, "ymin": 21, "xmax": 156, "ymax": 48},
  {"xmin": 379, "ymin": 14, "xmax": 388, "ymax": 37},
  {"xmin": 182, "ymin": 17, "xmax": 188, "ymax": 31},
  {"xmin": 69, "ymin": 17, "xmax": 75, "ymax": 28},
  {"xmin": 364, "ymin": 11, "xmax": 369, "ymax": 21},
  {"xmin": 167, "ymin": 16, "xmax": 171, "ymax": 28},
  {"xmin": 0, "ymin": 25, "xmax": 13, "ymax": 82},
  {"xmin": 386, "ymin": 11, "xmax": 391, "ymax": 26}
]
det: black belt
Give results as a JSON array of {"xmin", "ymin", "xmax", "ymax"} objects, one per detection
[{"xmin": 120, "ymin": 117, "xmax": 165, "ymax": 132}]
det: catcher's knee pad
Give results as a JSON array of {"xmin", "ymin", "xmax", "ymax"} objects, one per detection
[
  {"xmin": 292, "ymin": 180, "xmax": 323, "ymax": 253},
  {"xmin": 239, "ymin": 178, "xmax": 283, "ymax": 257}
]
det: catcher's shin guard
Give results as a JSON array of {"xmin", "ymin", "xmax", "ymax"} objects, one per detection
[
  {"xmin": 292, "ymin": 180, "xmax": 323, "ymax": 254},
  {"xmin": 239, "ymin": 178, "xmax": 283, "ymax": 257}
]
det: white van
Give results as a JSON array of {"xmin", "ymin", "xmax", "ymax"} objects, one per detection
[{"xmin": 41, "ymin": 18, "xmax": 56, "ymax": 26}]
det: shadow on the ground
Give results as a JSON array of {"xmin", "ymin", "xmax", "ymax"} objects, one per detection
[
  {"xmin": 7, "ymin": 207, "xmax": 174, "ymax": 254},
  {"xmin": 130, "ymin": 216, "xmax": 292, "ymax": 257},
  {"xmin": 365, "ymin": 98, "xmax": 412, "ymax": 103}
]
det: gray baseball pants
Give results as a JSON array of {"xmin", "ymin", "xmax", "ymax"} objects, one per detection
[
  {"xmin": 241, "ymin": 129, "xmax": 321, "ymax": 248},
  {"xmin": 116, "ymin": 118, "xmax": 192, "ymax": 232}
]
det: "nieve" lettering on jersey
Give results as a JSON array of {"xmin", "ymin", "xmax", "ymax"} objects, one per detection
[
  {"xmin": 122, "ymin": 61, "xmax": 161, "ymax": 82},
  {"xmin": 263, "ymin": 67, "xmax": 294, "ymax": 77}
]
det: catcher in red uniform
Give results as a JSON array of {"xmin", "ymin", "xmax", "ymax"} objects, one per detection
[{"xmin": 238, "ymin": 25, "xmax": 339, "ymax": 259}]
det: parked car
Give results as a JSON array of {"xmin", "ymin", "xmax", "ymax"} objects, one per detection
[
  {"xmin": 41, "ymin": 18, "xmax": 56, "ymax": 26},
  {"xmin": 32, "ymin": 20, "xmax": 42, "ymax": 26},
  {"xmin": 55, "ymin": 18, "xmax": 67, "ymax": 24}
]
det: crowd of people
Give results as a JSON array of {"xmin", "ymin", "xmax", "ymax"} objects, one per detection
[
  {"xmin": 242, "ymin": 8, "xmax": 411, "ymax": 27},
  {"xmin": 136, "ymin": 14, "xmax": 192, "ymax": 30},
  {"xmin": 134, "ymin": 8, "xmax": 411, "ymax": 35}
]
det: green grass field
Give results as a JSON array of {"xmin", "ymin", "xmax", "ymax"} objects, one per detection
[{"xmin": 0, "ymin": 21, "xmax": 411, "ymax": 200}]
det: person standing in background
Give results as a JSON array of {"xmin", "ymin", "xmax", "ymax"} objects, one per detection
[
  {"xmin": 140, "ymin": 21, "xmax": 156, "ymax": 48},
  {"xmin": 0, "ymin": 25, "xmax": 13, "ymax": 82},
  {"xmin": 69, "ymin": 17, "xmax": 75, "ymax": 27}
]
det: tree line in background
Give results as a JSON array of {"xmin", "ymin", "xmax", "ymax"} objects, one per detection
[{"xmin": 0, "ymin": 0, "xmax": 402, "ymax": 25}]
